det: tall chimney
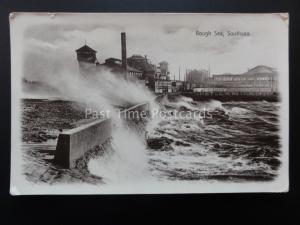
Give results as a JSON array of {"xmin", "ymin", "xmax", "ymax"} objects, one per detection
[{"xmin": 121, "ymin": 32, "xmax": 127, "ymax": 72}]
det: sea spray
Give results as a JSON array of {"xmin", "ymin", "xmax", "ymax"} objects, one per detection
[
  {"xmin": 88, "ymin": 119, "xmax": 150, "ymax": 183},
  {"xmin": 23, "ymin": 57, "xmax": 156, "ymax": 182}
]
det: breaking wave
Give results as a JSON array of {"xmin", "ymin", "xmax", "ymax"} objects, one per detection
[{"xmin": 145, "ymin": 97, "xmax": 281, "ymax": 181}]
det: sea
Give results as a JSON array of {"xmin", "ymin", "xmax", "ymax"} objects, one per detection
[
  {"xmin": 145, "ymin": 96, "xmax": 281, "ymax": 182},
  {"xmin": 88, "ymin": 96, "xmax": 281, "ymax": 183},
  {"xmin": 22, "ymin": 97, "xmax": 281, "ymax": 183}
]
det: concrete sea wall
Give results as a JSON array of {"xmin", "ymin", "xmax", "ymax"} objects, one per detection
[
  {"xmin": 53, "ymin": 102, "xmax": 150, "ymax": 169},
  {"xmin": 54, "ymin": 119, "xmax": 112, "ymax": 168},
  {"xmin": 120, "ymin": 102, "xmax": 150, "ymax": 121}
]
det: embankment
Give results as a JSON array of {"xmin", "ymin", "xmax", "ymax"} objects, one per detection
[{"xmin": 54, "ymin": 119, "xmax": 112, "ymax": 168}]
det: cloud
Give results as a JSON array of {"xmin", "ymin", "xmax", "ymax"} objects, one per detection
[{"xmin": 23, "ymin": 13, "xmax": 288, "ymax": 79}]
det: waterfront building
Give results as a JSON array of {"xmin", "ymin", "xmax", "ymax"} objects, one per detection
[
  {"xmin": 153, "ymin": 61, "xmax": 172, "ymax": 93},
  {"xmin": 171, "ymin": 80, "xmax": 184, "ymax": 92},
  {"xmin": 158, "ymin": 61, "xmax": 170, "ymax": 80},
  {"xmin": 102, "ymin": 58, "xmax": 143, "ymax": 80},
  {"xmin": 154, "ymin": 80, "xmax": 172, "ymax": 93},
  {"xmin": 76, "ymin": 44, "xmax": 98, "ymax": 64},
  {"xmin": 195, "ymin": 65, "xmax": 278, "ymax": 94},
  {"xmin": 127, "ymin": 55, "xmax": 156, "ymax": 79},
  {"xmin": 154, "ymin": 65, "xmax": 161, "ymax": 80},
  {"xmin": 127, "ymin": 54, "xmax": 156, "ymax": 88},
  {"xmin": 186, "ymin": 69, "xmax": 209, "ymax": 84},
  {"xmin": 75, "ymin": 44, "xmax": 99, "ymax": 73}
]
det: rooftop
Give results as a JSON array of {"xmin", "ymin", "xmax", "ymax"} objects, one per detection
[
  {"xmin": 102, "ymin": 58, "xmax": 142, "ymax": 73},
  {"xmin": 244, "ymin": 65, "xmax": 276, "ymax": 75},
  {"xmin": 76, "ymin": 45, "xmax": 97, "ymax": 53},
  {"xmin": 128, "ymin": 55, "xmax": 147, "ymax": 60},
  {"xmin": 213, "ymin": 65, "xmax": 277, "ymax": 77}
]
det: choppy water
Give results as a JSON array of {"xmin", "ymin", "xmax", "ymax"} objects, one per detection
[
  {"xmin": 22, "ymin": 98, "xmax": 281, "ymax": 183},
  {"xmin": 146, "ymin": 97, "xmax": 281, "ymax": 182}
]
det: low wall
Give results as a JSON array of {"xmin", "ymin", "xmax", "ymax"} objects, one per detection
[
  {"xmin": 120, "ymin": 102, "xmax": 150, "ymax": 121},
  {"xmin": 53, "ymin": 102, "xmax": 149, "ymax": 168},
  {"xmin": 54, "ymin": 119, "xmax": 112, "ymax": 168},
  {"xmin": 182, "ymin": 92, "xmax": 279, "ymax": 102}
]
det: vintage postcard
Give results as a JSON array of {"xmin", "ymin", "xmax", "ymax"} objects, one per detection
[{"xmin": 10, "ymin": 13, "xmax": 289, "ymax": 194}]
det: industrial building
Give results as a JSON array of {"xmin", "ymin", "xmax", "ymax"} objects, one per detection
[
  {"xmin": 127, "ymin": 54, "xmax": 156, "ymax": 86},
  {"xmin": 102, "ymin": 58, "xmax": 143, "ymax": 79},
  {"xmin": 75, "ymin": 32, "xmax": 175, "ymax": 93},
  {"xmin": 127, "ymin": 56, "xmax": 172, "ymax": 93},
  {"xmin": 75, "ymin": 32, "xmax": 143, "ymax": 81},
  {"xmin": 76, "ymin": 44, "xmax": 98, "ymax": 65},
  {"xmin": 75, "ymin": 32, "xmax": 277, "ymax": 97}
]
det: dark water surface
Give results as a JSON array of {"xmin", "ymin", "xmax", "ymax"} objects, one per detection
[
  {"xmin": 22, "ymin": 98, "xmax": 281, "ymax": 183},
  {"xmin": 147, "ymin": 98, "xmax": 281, "ymax": 182}
]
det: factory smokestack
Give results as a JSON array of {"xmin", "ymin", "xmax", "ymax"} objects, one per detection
[{"xmin": 121, "ymin": 32, "xmax": 127, "ymax": 73}]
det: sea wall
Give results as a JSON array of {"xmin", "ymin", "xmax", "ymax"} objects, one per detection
[
  {"xmin": 182, "ymin": 92, "xmax": 279, "ymax": 102},
  {"xmin": 54, "ymin": 119, "xmax": 112, "ymax": 168},
  {"xmin": 120, "ymin": 102, "xmax": 150, "ymax": 121},
  {"xmin": 53, "ymin": 102, "xmax": 149, "ymax": 168}
]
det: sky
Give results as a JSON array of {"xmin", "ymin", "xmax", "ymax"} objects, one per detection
[{"xmin": 20, "ymin": 13, "xmax": 288, "ymax": 81}]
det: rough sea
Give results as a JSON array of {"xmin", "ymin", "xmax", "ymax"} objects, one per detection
[
  {"xmin": 145, "ymin": 96, "xmax": 281, "ymax": 182},
  {"xmin": 22, "ymin": 97, "xmax": 281, "ymax": 183}
]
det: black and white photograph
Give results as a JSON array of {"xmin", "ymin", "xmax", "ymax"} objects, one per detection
[{"xmin": 10, "ymin": 13, "xmax": 289, "ymax": 194}]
